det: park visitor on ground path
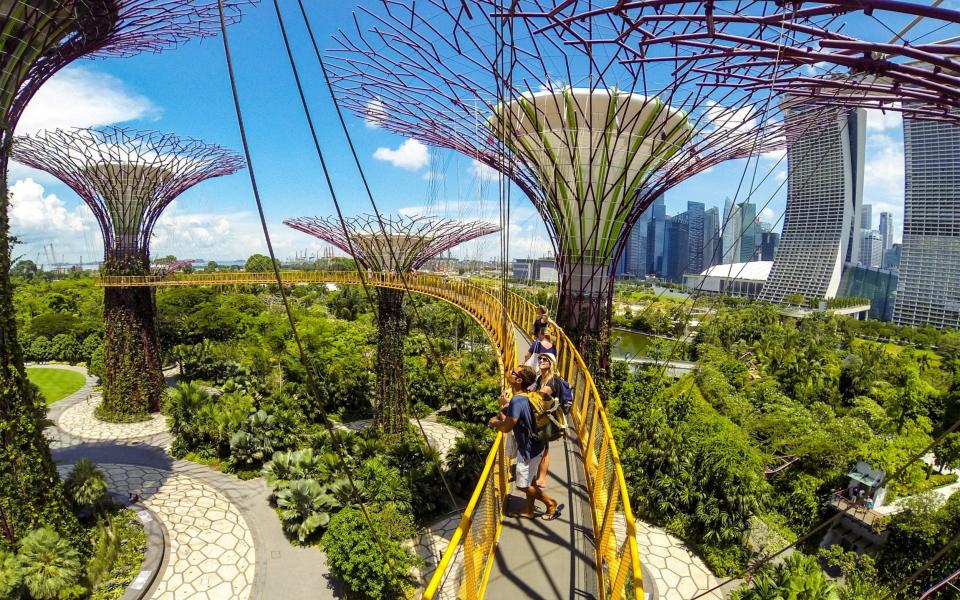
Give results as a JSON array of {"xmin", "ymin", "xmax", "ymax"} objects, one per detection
[{"xmin": 488, "ymin": 364, "xmax": 560, "ymax": 521}]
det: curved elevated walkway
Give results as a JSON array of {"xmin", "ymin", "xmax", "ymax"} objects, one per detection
[{"xmin": 98, "ymin": 271, "xmax": 645, "ymax": 600}]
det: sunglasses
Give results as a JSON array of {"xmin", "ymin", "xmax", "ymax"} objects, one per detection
[{"xmin": 538, "ymin": 356, "xmax": 551, "ymax": 362}]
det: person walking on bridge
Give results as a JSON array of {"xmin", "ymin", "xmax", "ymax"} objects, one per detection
[{"xmin": 489, "ymin": 365, "xmax": 559, "ymax": 520}]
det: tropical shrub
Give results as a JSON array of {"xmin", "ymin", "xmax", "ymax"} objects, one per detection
[
  {"xmin": 446, "ymin": 380, "xmax": 499, "ymax": 425},
  {"xmin": 64, "ymin": 459, "xmax": 108, "ymax": 513},
  {"xmin": 28, "ymin": 336, "xmax": 53, "ymax": 362},
  {"xmin": 0, "ymin": 548, "xmax": 20, "ymax": 598},
  {"xmin": 320, "ymin": 506, "xmax": 419, "ymax": 599},
  {"xmin": 51, "ymin": 333, "xmax": 82, "ymax": 363},
  {"xmin": 385, "ymin": 439, "xmax": 448, "ymax": 522},
  {"xmin": 444, "ymin": 424, "xmax": 495, "ymax": 498},
  {"xmin": 230, "ymin": 410, "xmax": 282, "ymax": 467},
  {"xmin": 276, "ymin": 479, "xmax": 342, "ymax": 542},
  {"xmin": 17, "ymin": 528, "xmax": 84, "ymax": 600},
  {"xmin": 731, "ymin": 552, "xmax": 838, "ymax": 600}
]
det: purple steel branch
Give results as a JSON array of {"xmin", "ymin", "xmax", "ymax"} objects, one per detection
[
  {"xmin": 0, "ymin": 0, "xmax": 255, "ymax": 154},
  {"xmin": 283, "ymin": 214, "xmax": 499, "ymax": 272},
  {"xmin": 11, "ymin": 126, "xmax": 244, "ymax": 259},
  {"xmin": 503, "ymin": 0, "xmax": 960, "ymax": 120}
]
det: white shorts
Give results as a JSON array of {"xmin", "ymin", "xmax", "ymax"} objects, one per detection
[{"xmin": 515, "ymin": 451, "xmax": 543, "ymax": 489}]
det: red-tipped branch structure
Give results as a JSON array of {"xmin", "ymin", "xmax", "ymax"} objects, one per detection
[
  {"xmin": 0, "ymin": 0, "xmax": 253, "ymax": 544},
  {"xmin": 13, "ymin": 127, "xmax": 243, "ymax": 419},
  {"xmin": 285, "ymin": 214, "xmax": 498, "ymax": 434}
]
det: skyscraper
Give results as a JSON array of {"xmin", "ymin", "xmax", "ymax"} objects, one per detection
[
  {"xmin": 721, "ymin": 197, "xmax": 741, "ymax": 263},
  {"xmin": 879, "ymin": 211, "xmax": 894, "ymax": 251},
  {"xmin": 703, "ymin": 207, "xmax": 721, "ymax": 268},
  {"xmin": 892, "ymin": 117, "xmax": 960, "ymax": 329},
  {"xmin": 861, "ymin": 203, "xmax": 873, "ymax": 230},
  {"xmin": 739, "ymin": 202, "xmax": 758, "ymax": 262},
  {"xmin": 647, "ymin": 195, "xmax": 667, "ymax": 275},
  {"xmin": 663, "ymin": 217, "xmax": 690, "ymax": 282},
  {"xmin": 760, "ymin": 105, "xmax": 866, "ymax": 302},
  {"xmin": 684, "ymin": 202, "xmax": 706, "ymax": 273},
  {"xmin": 760, "ymin": 232, "xmax": 781, "ymax": 261},
  {"xmin": 859, "ymin": 230, "xmax": 882, "ymax": 268}
]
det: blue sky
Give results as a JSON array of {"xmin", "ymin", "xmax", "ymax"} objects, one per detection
[{"xmin": 9, "ymin": 2, "xmax": 908, "ymax": 267}]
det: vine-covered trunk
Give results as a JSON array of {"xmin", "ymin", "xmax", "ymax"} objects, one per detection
[
  {"xmin": 556, "ymin": 260, "xmax": 613, "ymax": 391},
  {"xmin": 101, "ymin": 256, "xmax": 164, "ymax": 419},
  {"xmin": 375, "ymin": 288, "xmax": 408, "ymax": 435},
  {"xmin": 0, "ymin": 156, "xmax": 81, "ymax": 544}
]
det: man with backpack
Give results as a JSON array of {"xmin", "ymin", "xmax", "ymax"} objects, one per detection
[{"xmin": 489, "ymin": 364, "xmax": 560, "ymax": 520}]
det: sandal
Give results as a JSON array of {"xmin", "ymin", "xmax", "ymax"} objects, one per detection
[{"xmin": 541, "ymin": 504, "xmax": 562, "ymax": 521}]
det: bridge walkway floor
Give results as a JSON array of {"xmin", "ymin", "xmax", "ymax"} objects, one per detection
[{"xmin": 483, "ymin": 327, "xmax": 598, "ymax": 599}]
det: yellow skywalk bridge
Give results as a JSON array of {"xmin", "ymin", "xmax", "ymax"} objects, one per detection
[{"xmin": 99, "ymin": 271, "xmax": 645, "ymax": 600}]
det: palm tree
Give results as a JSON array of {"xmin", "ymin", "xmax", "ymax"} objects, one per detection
[{"xmin": 276, "ymin": 479, "xmax": 341, "ymax": 542}]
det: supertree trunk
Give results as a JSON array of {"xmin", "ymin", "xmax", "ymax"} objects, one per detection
[
  {"xmin": 375, "ymin": 288, "xmax": 409, "ymax": 435},
  {"xmin": 100, "ymin": 255, "xmax": 165, "ymax": 420},
  {"xmin": 556, "ymin": 261, "xmax": 614, "ymax": 390},
  {"xmin": 0, "ymin": 154, "xmax": 81, "ymax": 544}
]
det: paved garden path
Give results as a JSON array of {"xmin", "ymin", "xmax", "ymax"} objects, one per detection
[{"xmin": 45, "ymin": 365, "xmax": 336, "ymax": 600}]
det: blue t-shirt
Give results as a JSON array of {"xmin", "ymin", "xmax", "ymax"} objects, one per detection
[
  {"xmin": 505, "ymin": 394, "xmax": 546, "ymax": 460},
  {"xmin": 528, "ymin": 340, "xmax": 557, "ymax": 357}
]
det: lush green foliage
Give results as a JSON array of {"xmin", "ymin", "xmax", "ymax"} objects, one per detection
[
  {"xmin": 731, "ymin": 553, "xmax": 838, "ymax": 600},
  {"xmin": 17, "ymin": 528, "xmax": 84, "ymax": 600},
  {"xmin": 875, "ymin": 491, "xmax": 960, "ymax": 596},
  {"xmin": 25, "ymin": 368, "xmax": 85, "ymax": 404},
  {"xmin": 64, "ymin": 459, "xmax": 108, "ymax": 513},
  {"xmin": 87, "ymin": 510, "xmax": 147, "ymax": 600},
  {"xmin": 320, "ymin": 506, "xmax": 419, "ymax": 599},
  {"xmin": 609, "ymin": 301, "xmax": 958, "ymax": 585},
  {"xmin": 444, "ymin": 424, "xmax": 495, "ymax": 498}
]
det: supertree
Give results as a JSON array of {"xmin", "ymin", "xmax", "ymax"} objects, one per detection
[
  {"xmin": 0, "ymin": 0, "xmax": 252, "ymax": 545},
  {"xmin": 285, "ymin": 214, "xmax": 498, "ymax": 435},
  {"xmin": 13, "ymin": 127, "xmax": 243, "ymax": 420},
  {"xmin": 326, "ymin": 0, "xmax": 832, "ymax": 374}
]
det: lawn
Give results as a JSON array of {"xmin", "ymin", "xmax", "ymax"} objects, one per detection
[{"xmin": 26, "ymin": 367, "xmax": 86, "ymax": 404}]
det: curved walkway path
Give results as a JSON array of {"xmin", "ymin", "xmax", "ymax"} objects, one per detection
[{"xmin": 43, "ymin": 364, "xmax": 335, "ymax": 600}]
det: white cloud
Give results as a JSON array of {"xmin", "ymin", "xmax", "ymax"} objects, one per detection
[
  {"xmin": 15, "ymin": 66, "xmax": 158, "ymax": 135},
  {"xmin": 373, "ymin": 138, "xmax": 430, "ymax": 171},
  {"xmin": 704, "ymin": 101, "xmax": 758, "ymax": 135},
  {"xmin": 862, "ymin": 131, "xmax": 905, "ymax": 243},
  {"xmin": 422, "ymin": 171, "xmax": 445, "ymax": 181},
  {"xmin": 365, "ymin": 98, "xmax": 387, "ymax": 129},
  {"xmin": 759, "ymin": 207, "xmax": 775, "ymax": 221},
  {"xmin": 9, "ymin": 179, "xmax": 90, "ymax": 235},
  {"xmin": 866, "ymin": 106, "xmax": 902, "ymax": 132},
  {"xmin": 774, "ymin": 169, "xmax": 787, "ymax": 183},
  {"xmin": 469, "ymin": 159, "xmax": 500, "ymax": 182}
]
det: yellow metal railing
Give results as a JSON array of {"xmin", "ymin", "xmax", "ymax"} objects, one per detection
[
  {"xmin": 505, "ymin": 292, "xmax": 644, "ymax": 600},
  {"xmin": 97, "ymin": 271, "xmax": 642, "ymax": 599}
]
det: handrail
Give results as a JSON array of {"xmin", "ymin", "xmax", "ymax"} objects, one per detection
[
  {"xmin": 503, "ymin": 290, "xmax": 645, "ymax": 600},
  {"xmin": 97, "ymin": 271, "xmax": 644, "ymax": 599}
]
